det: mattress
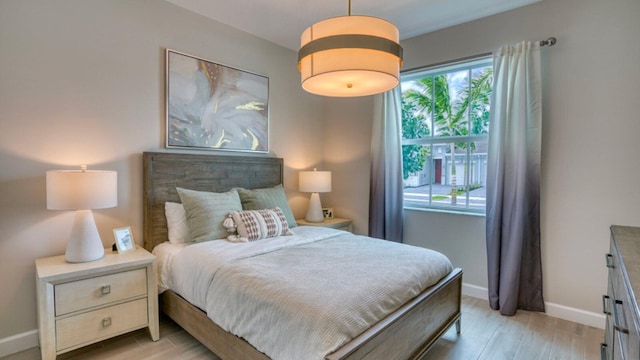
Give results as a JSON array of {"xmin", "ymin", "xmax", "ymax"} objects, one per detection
[{"xmin": 153, "ymin": 226, "xmax": 453, "ymax": 360}]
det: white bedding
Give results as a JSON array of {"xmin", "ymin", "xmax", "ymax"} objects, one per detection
[{"xmin": 153, "ymin": 226, "xmax": 453, "ymax": 360}]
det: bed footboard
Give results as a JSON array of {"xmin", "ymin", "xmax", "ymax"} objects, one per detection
[
  {"xmin": 160, "ymin": 268, "xmax": 462, "ymax": 360},
  {"xmin": 327, "ymin": 268, "xmax": 462, "ymax": 360}
]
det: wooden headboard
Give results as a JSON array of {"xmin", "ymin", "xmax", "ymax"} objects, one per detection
[{"xmin": 142, "ymin": 152, "xmax": 284, "ymax": 251}]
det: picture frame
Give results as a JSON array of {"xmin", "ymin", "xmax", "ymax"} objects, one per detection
[
  {"xmin": 113, "ymin": 226, "xmax": 135, "ymax": 253},
  {"xmin": 166, "ymin": 49, "xmax": 269, "ymax": 152},
  {"xmin": 322, "ymin": 208, "xmax": 334, "ymax": 219}
]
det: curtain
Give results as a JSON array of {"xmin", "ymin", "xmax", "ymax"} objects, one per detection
[
  {"xmin": 369, "ymin": 87, "xmax": 404, "ymax": 242},
  {"xmin": 486, "ymin": 41, "xmax": 545, "ymax": 316}
]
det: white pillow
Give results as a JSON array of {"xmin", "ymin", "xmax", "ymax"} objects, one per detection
[{"xmin": 165, "ymin": 202, "xmax": 192, "ymax": 244}]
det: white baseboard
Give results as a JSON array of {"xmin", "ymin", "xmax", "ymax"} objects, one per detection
[
  {"xmin": 461, "ymin": 282, "xmax": 488, "ymax": 299},
  {"xmin": 461, "ymin": 282, "xmax": 605, "ymax": 329},
  {"xmin": 0, "ymin": 329, "xmax": 38, "ymax": 358},
  {"xmin": 545, "ymin": 301, "xmax": 605, "ymax": 329}
]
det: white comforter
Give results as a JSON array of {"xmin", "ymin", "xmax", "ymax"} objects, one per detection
[{"xmin": 156, "ymin": 226, "xmax": 453, "ymax": 360}]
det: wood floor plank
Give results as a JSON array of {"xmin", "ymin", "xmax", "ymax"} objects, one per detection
[{"xmin": 3, "ymin": 296, "xmax": 604, "ymax": 360}]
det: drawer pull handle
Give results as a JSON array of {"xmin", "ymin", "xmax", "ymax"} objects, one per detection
[
  {"xmin": 102, "ymin": 317, "xmax": 112, "ymax": 328},
  {"xmin": 101, "ymin": 285, "xmax": 111, "ymax": 295},
  {"xmin": 605, "ymin": 254, "xmax": 614, "ymax": 268},
  {"xmin": 600, "ymin": 343, "xmax": 607, "ymax": 360},
  {"xmin": 612, "ymin": 299, "xmax": 629, "ymax": 334},
  {"xmin": 602, "ymin": 295, "xmax": 610, "ymax": 315}
]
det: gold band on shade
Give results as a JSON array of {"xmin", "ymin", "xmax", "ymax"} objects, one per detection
[
  {"xmin": 298, "ymin": 15, "xmax": 403, "ymax": 97},
  {"xmin": 297, "ymin": 35, "xmax": 403, "ymax": 63}
]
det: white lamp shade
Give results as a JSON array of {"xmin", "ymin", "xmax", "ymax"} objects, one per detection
[
  {"xmin": 46, "ymin": 170, "xmax": 118, "ymax": 210},
  {"xmin": 299, "ymin": 170, "xmax": 332, "ymax": 193},
  {"xmin": 298, "ymin": 15, "xmax": 402, "ymax": 97}
]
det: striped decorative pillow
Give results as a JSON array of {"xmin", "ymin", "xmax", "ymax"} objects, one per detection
[{"xmin": 224, "ymin": 207, "xmax": 293, "ymax": 242}]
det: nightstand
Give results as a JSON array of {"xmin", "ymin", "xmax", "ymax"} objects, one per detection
[
  {"xmin": 35, "ymin": 247, "xmax": 159, "ymax": 360},
  {"xmin": 296, "ymin": 217, "xmax": 353, "ymax": 233}
]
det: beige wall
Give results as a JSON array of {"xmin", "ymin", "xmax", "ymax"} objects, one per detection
[
  {"xmin": 3, "ymin": 0, "xmax": 640, "ymax": 346},
  {"xmin": 0, "ymin": 0, "xmax": 324, "ymax": 339},
  {"xmin": 322, "ymin": 97, "xmax": 374, "ymax": 235},
  {"xmin": 325, "ymin": 0, "xmax": 640, "ymax": 322}
]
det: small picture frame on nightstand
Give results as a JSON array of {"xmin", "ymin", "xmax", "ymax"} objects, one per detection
[
  {"xmin": 322, "ymin": 208, "xmax": 334, "ymax": 219},
  {"xmin": 113, "ymin": 226, "xmax": 135, "ymax": 253}
]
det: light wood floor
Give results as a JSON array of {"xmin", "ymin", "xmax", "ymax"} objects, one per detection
[{"xmin": 3, "ymin": 296, "xmax": 603, "ymax": 360}]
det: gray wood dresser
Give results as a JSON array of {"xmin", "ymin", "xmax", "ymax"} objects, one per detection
[{"xmin": 603, "ymin": 225, "xmax": 640, "ymax": 359}]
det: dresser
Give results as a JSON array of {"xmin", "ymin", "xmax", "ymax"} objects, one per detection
[
  {"xmin": 603, "ymin": 225, "xmax": 640, "ymax": 359},
  {"xmin": 36, "ymin": 247, "xmax": 159, "ymax": 360}
]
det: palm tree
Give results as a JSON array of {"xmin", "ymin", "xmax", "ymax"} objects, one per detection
[{"xmin": 404, "ymin": 67, "xmax": 492, "ymax": 206}]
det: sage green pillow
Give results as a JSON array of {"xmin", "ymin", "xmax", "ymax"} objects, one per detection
[
  {"xmin": 177, "ymin": 187, "xmax": 242, "ymax": 242},
  {"xmin": 236, "ymin": 184, "xmax": 296, "ymax": 228}
]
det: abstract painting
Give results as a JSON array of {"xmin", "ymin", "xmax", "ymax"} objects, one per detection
[{"xmin": 166, "ymin": 49, "xmax": 269, "ymax": 152}]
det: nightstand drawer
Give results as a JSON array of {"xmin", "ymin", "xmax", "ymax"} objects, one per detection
[
  {"xmin": 56, "ymin": 298, "xmax": 148, "ymax": 351},
  {"xmin": 55, "ymin": 268, "xmax": 147, "ymax": 316}
]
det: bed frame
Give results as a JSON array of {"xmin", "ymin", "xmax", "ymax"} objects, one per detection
[{"xmin": 143, "ymin": 151, "xmax": 462, "ymax": 360}]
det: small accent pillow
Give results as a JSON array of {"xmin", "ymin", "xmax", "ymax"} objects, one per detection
[
  {"xmin": 224, "ymin": 207, "xmax": 293, "ymax": 242},
  {"xmin": 164, "ymin": 202, "xmax": 192, "ymax": 244},
  {"xmin": 236, "ymin": 185, "xmax": 297, "ymax": 229},
  {"xmin": 177, "ymin": 187, "xmax": 243, "ymax": 242}
]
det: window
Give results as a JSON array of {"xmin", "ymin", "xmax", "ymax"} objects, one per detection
[{"xmin": 401, "ymin": 57, "xmax": 493, "ymax": 213}]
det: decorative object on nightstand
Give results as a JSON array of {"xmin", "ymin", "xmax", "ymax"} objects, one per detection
[
  {"xmin": 46, "ymin": 166, "xmax": 117, "ymax": 263},
  {"xmin": 35, "ymin": 247, "xmax": 159, "ymax": 360},
  {"xmin": 322, "ymin": 207, "xmax": 334, "ymax": 219},
  {"xmin": 297, "ymin": 217, "xmax": 353, "ymax": 233},
  {"xmin": 299, "ymin": 168, "xmax": 331, "ymax": 223},
  {"xmin": 113, "ymin": 226, "xmax": 135, "ymax": 253}
]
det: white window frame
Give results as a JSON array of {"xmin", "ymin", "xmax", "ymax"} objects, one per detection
[{"xmin": 401, "ymin": 56, "xmax": 493, "ymax": 214}]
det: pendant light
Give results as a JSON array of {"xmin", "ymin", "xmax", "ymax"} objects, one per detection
[{"xmin": 297, "ymin": 0, "xmax": 403, "ymax": 97}]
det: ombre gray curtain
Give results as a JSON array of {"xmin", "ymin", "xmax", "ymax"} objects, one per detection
[
  {"xmin": 369, "ymin": 87, "xmax": 404, "ymax": 242},
  {"xmin": 486, "ymin": 41, "xmax": 545, "ymax": 316}
]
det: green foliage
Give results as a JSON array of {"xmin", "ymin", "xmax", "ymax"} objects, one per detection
[
  {"xmin": 401, "ymin": 99, "xmax": 430, "ymax": 179},
  {"xmin": 404, "ymin": 67, "xmax": 493, "ymax": 145},
  {"xmin": 449, "ymin": 183, "xmax": 483, "ymax": 196}
]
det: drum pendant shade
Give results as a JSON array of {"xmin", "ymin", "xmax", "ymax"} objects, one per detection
[{"xmin": 298, "ymin": 11, "xmax": 403, "ymax": 97}]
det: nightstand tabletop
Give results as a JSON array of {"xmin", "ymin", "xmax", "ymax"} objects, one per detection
[
  {"xmin": 36, "ymin": 247, "xmax": 155, "ymax": 282},
  {"xmin": 296, "ymin": 217, "xmax": 353, "ymax": 232}
]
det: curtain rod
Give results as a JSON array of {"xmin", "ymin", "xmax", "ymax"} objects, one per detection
[{"xmin": 402, "ymin": 37, "xmax": 557, "ymax": 74}]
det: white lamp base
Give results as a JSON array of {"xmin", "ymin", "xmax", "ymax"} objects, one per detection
[
  {"xmin": 65, "ymin": 210, "xmax": 105, "ymax": 263},
  {"xmin": 305, "ymin": 192, "xmax": 325, "ymax": 223}
]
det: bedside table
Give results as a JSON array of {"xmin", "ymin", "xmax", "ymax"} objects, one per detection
[
  {"xmin": 296, "ymin": 217, "xmax": 353, "ymax": 233},
  {"xmin": 35, "ymin": 247, "xmax": 159, "ymax": 360}
]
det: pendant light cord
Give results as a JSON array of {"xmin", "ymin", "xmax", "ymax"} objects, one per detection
[{"xmin": 348, "ymin": 0, "xmax": 351, "ymax": 16}]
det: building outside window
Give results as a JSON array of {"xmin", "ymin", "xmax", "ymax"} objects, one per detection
[{"xmin": 401, "ymin": 57, "xmax": 493, "ymax": 213}]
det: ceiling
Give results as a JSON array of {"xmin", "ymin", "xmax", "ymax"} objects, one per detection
[{"xmin": 165, "ymin": 0, "xmax": 542, "ymax": 51}]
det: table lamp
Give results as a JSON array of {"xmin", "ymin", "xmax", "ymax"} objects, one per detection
[
  {"xmin": 46, "ymin": 166, "xmax": 117, "ymax": 263},
  {"xmin": 299, "ymin": 168, "xmax": 331, "ymax": 223}
]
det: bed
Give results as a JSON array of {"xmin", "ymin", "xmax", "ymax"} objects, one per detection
[{"xmin": 142, "ymin": 151, "xmax": 462, "ymax": 360}]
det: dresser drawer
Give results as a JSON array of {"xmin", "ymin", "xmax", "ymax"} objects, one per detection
[
  {"xmin": 56, "ymin": 298, "xmax": 148, "ymax": 351},
  {"xmin": 55, "ymin": 268, "xmax": 147, "ymax": 316}
]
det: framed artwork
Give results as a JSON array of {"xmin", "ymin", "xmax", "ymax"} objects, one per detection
[
  {"xmin": 322, "ymin": 208, "xmax": 334, "ymax": 219},
  {"xmin": 113, "ymin": 226, "xmax": 135, "ymax": 253},
  {"xmin": 166, "ymin": 49, "xmax": 269, "ymax": 152}
]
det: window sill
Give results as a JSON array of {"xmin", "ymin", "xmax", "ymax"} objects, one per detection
[{"xmin": 404, "ymin": 206, "xmax": 486, "ymax": 217}]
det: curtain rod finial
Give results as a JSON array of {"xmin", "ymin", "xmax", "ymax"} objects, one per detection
[{"xmin": 541, "ymin": 37, "xmax": 557, "ymax": 47}]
